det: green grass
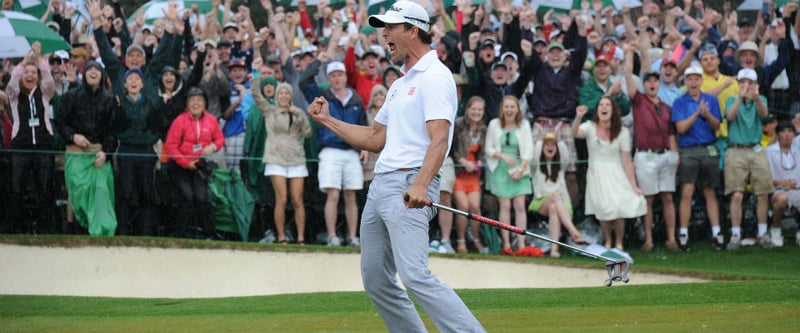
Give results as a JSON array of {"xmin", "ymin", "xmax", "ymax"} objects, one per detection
[{"xmin": 1, "ymin": 236, "xmax": 800, "ymax": 332}]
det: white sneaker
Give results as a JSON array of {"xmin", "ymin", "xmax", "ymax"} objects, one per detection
[
  {"xmin": 428, "ymin": 240, "xmax": 440, "ymax": 253},
  {"xmin": 726, "ymin": 235, "xmax": 741, "ymax": 251},
  {"xmin": 770, "ymin": 228, "xmax": 784, "ymax": 247},
  {"xmin": 327, "ymin": 236, "xmax": 342, "ymax": 246},
  {"xmin": 440, "ymin": 240, "xmax": 455, "ymax": 254},
  {"xmin": 348, "ymin": 237, "xmax": 360, "ymax": 247}
]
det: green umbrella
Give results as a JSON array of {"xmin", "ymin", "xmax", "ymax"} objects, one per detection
[{"xmin": 0, "ymin": 10, "xmax": 71, "ymax": 58}]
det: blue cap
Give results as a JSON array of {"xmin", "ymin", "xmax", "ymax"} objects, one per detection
[
  {"xmin": 124, "ymin": 68, "xmax": 144, "ymax": 80},
  {"xmin": 698, "ymin": 44, "xmax": 718, "ymax": 59}
]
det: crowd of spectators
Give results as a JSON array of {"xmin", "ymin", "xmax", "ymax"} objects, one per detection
[{"xmin": 1, "ymin": 0, "xmax": 800, "ymax": 255}]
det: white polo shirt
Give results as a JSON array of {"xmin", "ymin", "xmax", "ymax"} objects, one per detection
[{"xmin": 373, "ymin": 50, "xmax": 457, "ymax": 174}]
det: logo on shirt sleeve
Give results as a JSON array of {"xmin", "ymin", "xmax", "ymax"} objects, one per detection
[{"xmin": 408, "ymin": 87, "xmax": 416, "ymax": 95}]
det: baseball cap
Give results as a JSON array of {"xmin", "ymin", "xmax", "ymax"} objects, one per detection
[
  {"xmin": 54, "ymin": 50, "xmax": 70, "ymax": 61},
  {"xmin": 500, "ymin": 51, "xmax": 518, "ymax": 62},
  {"xmin": 69, "ymin": 47, "xmax": 89, "ymax": 58},
  {"xmin": 126, "ymin": 44, "xmax": 145, "ymax": 56},
  {"xmin": 642, "ymin": 72, "xmax": 660, "ymax": 82},
  {"xmin": 46, "ymin": 21, "xmax": 59, "ymax": 31},
  {"xmin": 684, "ymin": 66, "xmax": 703, "ymax": 77},
  {"xmin": 368, "ymin": 0, "xmax": 431, "ymax": 32},
  {"xmin": 603, "ymin": 34, "xmax": 619, "ymax": 45},
  {"xmin": 661, "ymin": 59, "xmax": 678, "ymax": 68},
  {"xmin": 698, "ymin": 44, "xmax": 718, "ymax": 59},
  {"xmin": 223, "ymin": 22, "xmax": 239, "ymax": 32},
  {"xmin": 547, "ymin": 42, "xmax": 565, "ymax": 52},
  {"xmin": 533, "ymin": 38, "xmax": 547, "ymax": 46},
  {"xmin": 549, "ymin": 29, "xmax": 562, "ymax": 41},
  {"xmin": 124, "ymin": 68, "xmax": 144, "ymax": 80},
  {"xmin": 202, "ymin": 38, "xmax": 217, "ymax": 49},
  {"xmin": 738, "ymin": 17, "xmax": 753, "ymax": 28},
  {"xmin": 229, "ymin": 58, "xmax": 247, "ymax": 69},
  {"xmin": 594, "ymin": 53, "xmax": 613, "ymax": 65},
  {"xmin": 326, "ymin": 61, "xmax": 346, "ymax": 76},
  {"xmin": 737, "ymin": 68, "xmax": 757, "ymax": 82},
  {"xmin": 362, "ymin": 45, "xmax": 385, "ymax": 59},
  {"xmin": 491, "ymin": 61, "xmax": 508, "ymax": 71},
  {"xmin": 480, "ymin": 38, "xmax": 495, "ymax": 50}
]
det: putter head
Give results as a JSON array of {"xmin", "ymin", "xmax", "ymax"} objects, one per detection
[{"xmin": 603, "ymin": 259, "xmax": 630, "ymax": 287}]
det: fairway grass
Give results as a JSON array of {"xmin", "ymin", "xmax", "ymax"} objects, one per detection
[
  {"xmin": 1, "ymin": 281, "xmax": 799, "ymax": 332},
  {"xmin": 2, "ymin": 236, "xmax": 800, "ymax": 332}
]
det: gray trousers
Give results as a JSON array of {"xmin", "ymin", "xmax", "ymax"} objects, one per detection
[{"xmin": 360, "ymin": 170, "xmax": 486, "ymax": 333}]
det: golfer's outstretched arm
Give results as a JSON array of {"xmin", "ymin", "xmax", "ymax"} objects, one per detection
[{"xmin": 308, "ymin": 97, "xmax": 387, "ymax": 152}]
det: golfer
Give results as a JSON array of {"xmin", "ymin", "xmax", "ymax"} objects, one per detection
[{"xmin": 308, "ymin": 1, "xmax": 485, "ymax": 332}]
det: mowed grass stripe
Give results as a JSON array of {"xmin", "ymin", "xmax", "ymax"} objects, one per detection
[{"xmin": 2, "ymin": 281, "xmax": 799, "ymax": 332}]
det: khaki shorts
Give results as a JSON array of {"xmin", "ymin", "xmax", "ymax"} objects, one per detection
[
  {"xmin": 724, "ymin": 146, "xmax": 774, "ymax": 195},
  {"xmin": 439, "ymin": 157, "xmax": 455, "ymax": 193}
]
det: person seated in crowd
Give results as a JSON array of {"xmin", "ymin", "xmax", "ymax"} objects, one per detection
[
  {"xmin": 530, "ymin": 126, "xmax": 587, "ymax": 258},
  {"xmin": 572, "ymin": 97, "xmax": 646, "ymax": 251},
  {"xmin": 766, "ymin": 120, "xmax": 800, "ymax": 247},
  {"xmin": 56, "ymin": 60, "xmax": 118, "ymax": 236},
  {"xmin": 672, "ymin": 66, "xmax": 723, "ymax": 251},
  {"xmin": 723, "ymin": 69, "xmax": 773, "ymax": 250},
  {"xmin": 164, "ymin": 87, "xmax": 225, "ymax": 239}
]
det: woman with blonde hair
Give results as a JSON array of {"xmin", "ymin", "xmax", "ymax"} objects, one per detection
[
  {"xmin": 452, "ymin": 96, "xmax": 489, "ymax": 253},
  {"xmin": 485, "ymin": 96, "xmax": 536, "ymax": 256},
  {"xmin": 253, "ymin": 81, "xmax": 312, "ymax": 244}
]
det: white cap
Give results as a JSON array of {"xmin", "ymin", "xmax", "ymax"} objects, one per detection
[
  {"xmin": 684, "ymin": 66, "xmax": 703, "ymax": 77},
  {"xmin": 500, "ymin": 51, "xmax": 517, "ymax": 62},
  {"xmin": 54, "ymin": 50, "xmax": 70, "ymax": 60},
  {"xmin": 737, "ymin": 68, "xmax": 757, "ymax": 82},
  {"xmin": 326, "ymin": 61, "xmax": 346, "ymax": 76},
  {"xmin": 368, "ymin": 1, "xmax": 431, "ymax": 32}
]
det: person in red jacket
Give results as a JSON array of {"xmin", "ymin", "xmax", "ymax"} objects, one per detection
[{"xmin": 165, "ymin": 87, "xmax": 225, "ymax": 239}]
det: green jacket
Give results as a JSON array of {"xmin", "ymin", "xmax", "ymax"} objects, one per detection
[{"xmin": 577, "ymin": 78, "xmax": 631, "ymax": 122}]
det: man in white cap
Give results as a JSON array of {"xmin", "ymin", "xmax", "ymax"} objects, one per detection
[
  {"xmin": 671, "ymin": 66, "xmax": 722, "ymax": 251},
  {"xmin": 723, "ymin": 68, "xmax": 773, "ymax": 250},
  {"xmin": 308, "ymin": 1, "xmax": 485, "ymax": 332}
]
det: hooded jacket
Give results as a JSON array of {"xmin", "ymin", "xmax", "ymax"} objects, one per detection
[
  {"xmin": 56, "ymin": 61, "xmax": 118, "ymax": 153},
  {"xmin": 164, "ymin": 110, "xmax": 225, "ymax": 169}
]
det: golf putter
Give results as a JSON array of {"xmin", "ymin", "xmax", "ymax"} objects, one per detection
[{"xmin": 407, "ymin": 196, "xmax": 630, "ymax": 287}]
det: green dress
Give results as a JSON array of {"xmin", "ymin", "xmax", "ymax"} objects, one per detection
[{"xmin": 488, "ymin": 128, "xmax": 532, "ymax": 199}]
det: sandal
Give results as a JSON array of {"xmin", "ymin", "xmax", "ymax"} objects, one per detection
[
  {"xmin": 570, "ymin": 232, "xmax": 589, "ymax": 245},
  {"xmin": 550, "ymin": 245, "xmax": 561, "ymax": 258},
  {"xmin": 278, "ymin": 239, "xmax": 288, "ymax": 244},
  {"xmin": 500, "ymin": 247, "xmax": 515, "ymax": 256},
  {"xmin": 640, "ymin": 241, "xmax": 653, "ymax": 253}
]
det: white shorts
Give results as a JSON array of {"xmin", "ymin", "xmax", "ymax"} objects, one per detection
[
  {"xmin": 775, "ymin": 189, "xmax": 800, "ymax": 210},
  {"xmin": 634, "ymin": 150, "xmax": 678, "ymax": 196},
  {"xmin": 264, "ymin": 163, "xmax": 309, "ymax": 178},
  {"xmin": 439, "ymin": 157, "xmax": 455, "ymax": 193},
  {"xmin": 318, "ymin": 147, "xmax": 364, "ymax": 192}
]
